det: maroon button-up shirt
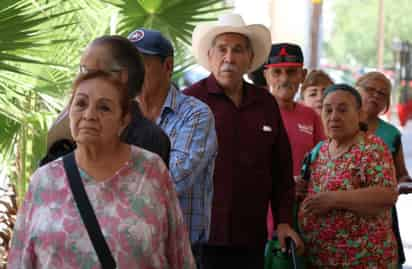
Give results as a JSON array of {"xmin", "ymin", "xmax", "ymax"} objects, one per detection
[{"xmin": 184, "ymin": 74, "xmax": 295, "ymax": 249}]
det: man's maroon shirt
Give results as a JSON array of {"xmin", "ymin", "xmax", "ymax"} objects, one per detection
[{"xmin": 184, "ymin": 74, "xmax": 295, "ymax": 249}]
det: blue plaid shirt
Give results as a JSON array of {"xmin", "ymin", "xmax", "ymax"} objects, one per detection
[{"xmin": 156, "ymin": 86, "xmax": 217, "ymax": 243}]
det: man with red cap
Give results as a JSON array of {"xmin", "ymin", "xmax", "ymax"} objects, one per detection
[{"xmin": 263, "ymin": 43, "xmax": 325, "ymax": 238}]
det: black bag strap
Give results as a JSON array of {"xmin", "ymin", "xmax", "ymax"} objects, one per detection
[
  {"xmin": 301, "ymin": 141, "xmax": 324, "ymax": 181},
  {"xmin": 63, "ymin": 152, "xmax": 116, "ymax": 269}
]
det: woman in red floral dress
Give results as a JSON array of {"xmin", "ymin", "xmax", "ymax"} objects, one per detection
[{"xmin": 298, "ymin": 84, "xmax": 399, "ymax": 268}]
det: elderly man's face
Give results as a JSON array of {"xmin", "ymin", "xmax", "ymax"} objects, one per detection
[
  {"xmin": 207, "ymin": 33, "xmax": 253, "ymax": 88},
  {"xmin": 264, "ymin": 66, "xmax": 306, "ymax": 102},
  {"xmin": 141, "ymin": 54, "xmax": 173, "ymax": 93}
]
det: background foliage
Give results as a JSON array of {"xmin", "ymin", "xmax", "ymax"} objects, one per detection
[
  {"xmin": 0, "ymin": 1, "xmax": 227, "ymax": 265},
  {"xmin": 324, "ymin": 0, "xmax": 412, "ymax": 68},
  {"xmin": 0, "ymin": 0, "xmax": 226, "ymax": 202}
]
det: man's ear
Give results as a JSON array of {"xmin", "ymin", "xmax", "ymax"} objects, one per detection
[
  {"xmin": 263, "ymin": 68, "xmax": 269, "ymax": 81},
  {"xmin": 164, "ymin": 56, "xmax": 174, "ymax": 77},
  {"xmin": 248, "ymin": 51, "xmax": 254, "ymax": 70},
  {"xmin": 207, "ymin": 48, "xmax": 213, "ymax": 61},
  {"xmin": 301, "ymin": 68, "xmax": 308, "ymax": 83}
]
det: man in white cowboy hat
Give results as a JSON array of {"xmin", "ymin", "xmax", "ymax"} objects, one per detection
[{"xmin": 184, "ymin": 13, "xmax": 303, "ymax": 267}]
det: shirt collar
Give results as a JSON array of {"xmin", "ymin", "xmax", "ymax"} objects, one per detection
[
  {"xmin": 156, "ymin": 85, "xmax": 178, "ymax": 124},
  {"xmin": 206, "ymin": 74, "xmax": 261, "ymax": 107}
]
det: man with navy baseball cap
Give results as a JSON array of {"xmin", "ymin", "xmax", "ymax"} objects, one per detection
[
  {"xmin": 128, "ymin": 29, "xmax": 218, "ymax": 248},
  {"xmin": 128, "ymin": 29, "xmax": 174, "ymax": 59}
]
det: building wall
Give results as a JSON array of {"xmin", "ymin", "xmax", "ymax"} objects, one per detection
[{"xmin": 232, "ymin": 0, "xmax": 312, "ymax": 65}]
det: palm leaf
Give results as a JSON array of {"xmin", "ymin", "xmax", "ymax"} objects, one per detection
[
  {"xmin": 102, "ymin": 0, "xmax": 229, "ymax": 81},
  {"xmin": 104, "ymin": 0, "xmax": 228, "ymax": 44},
  {"xmin": 0, "ymin": 0, "xmax": 77, "ymax": 78}
]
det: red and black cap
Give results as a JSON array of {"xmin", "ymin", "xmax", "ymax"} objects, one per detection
[{"xmin": 265, "ymin": 43, "xmax": 304, "ymax": 68}]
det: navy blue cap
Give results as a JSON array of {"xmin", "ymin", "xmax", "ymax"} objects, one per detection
[
  {"xmin": 265, "ymin": 43, "xmax": 304, "ymax": 68},
  {"xmin": 128, "ymin": 28, "xmax": 174, "ymax": 58}
]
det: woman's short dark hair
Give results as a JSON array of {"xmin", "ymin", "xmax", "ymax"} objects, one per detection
[
  {"xmin": 323, "ymin": 83, "xmax": 362, "ymax": 109},
  {"xmin": 91, "ymin": 35, "xmax": 145, "ymax": 99},
  {"xmin": 71, "ymin": 70, "xmax": 132, "ymax": 117},
  {"xmin": 322, "ymin": 83, "xmax": 367, "ymax": 131}
]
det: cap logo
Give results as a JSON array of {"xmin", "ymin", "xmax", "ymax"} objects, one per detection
[
  {"xmin": 129, "ymin": 30, "xmax": 145, "ymax": 42},
  {"xmin": 279, "ymin": 47, "xmax": 289, "ymax": 56}
]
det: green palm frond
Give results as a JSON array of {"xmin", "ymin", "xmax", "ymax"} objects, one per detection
[
  {"xmin": 0, "ymin": 0, "xmax": 78, "ymax": 78},
  {"xmin": 0, "ymin": 0, "xmax": 229, "ymax": 213},
  {"xmin": 104, "ymin": 0, "xmax": 228, "ymax": 45},
  {"xmin": 103, "ymin": 0, "xmax": 229, "ymax": 79},
  {"xmin": 0, "ymin": 115, "xmax": 19, "ymax": 163}
]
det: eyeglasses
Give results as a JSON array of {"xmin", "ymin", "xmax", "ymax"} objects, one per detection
[
  {"xmin": 361, "ymin": 86, "xmax": 389, "ymax": 99},
  {"xmin": 79, "ymin": 65, "xmax": 123, "ymax": 75}
]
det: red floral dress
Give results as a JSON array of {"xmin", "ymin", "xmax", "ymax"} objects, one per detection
[{"xmin": 298, "ymin": 133, "xmax": 398, "ymax": 268}]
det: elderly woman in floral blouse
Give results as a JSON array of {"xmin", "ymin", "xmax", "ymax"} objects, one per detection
[
  {"xmin": 8, "ymin": 70, "xmax": 195, "ymax": 268},
  {"xmin": 298, "ymin": 84, "xmax": 398, "ymax": 268}
]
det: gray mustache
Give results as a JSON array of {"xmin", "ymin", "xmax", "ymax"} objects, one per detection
[
  {"xmin": 220, "ymin": 63, "xmax": 237, "ymax": 72},
  {"xmin": 278, "ymin": 82, "xmax": 293, "ymax": 89}
]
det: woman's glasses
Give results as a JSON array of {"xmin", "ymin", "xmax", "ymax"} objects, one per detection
[
  {"xmin": 79, "ymin": 65, "xmax": 122, "ymax": 75},
  {"xmin": 362, "ymin": 86, "xmax": 389, "ymax": 99}
]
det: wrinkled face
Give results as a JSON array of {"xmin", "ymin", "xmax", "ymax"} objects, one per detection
[
  {"xmin": 302, "ymin": 82, "xmax": 332, "ymax": 114},
  {"xmin": 69, "ymin": 77, "xmax": 130, "ymax": 146},
  {"xmin": 322, "ymin": 91, "xmax": 361, "ymax": 142},
  {"xmin": 358, "ymin": 78, "xmax": 390, "ymax": 117},
  {"xmin": 141, "ymin": 54, "xmax": 172, "ymax": 93},
  {"xmin": 264, "ymin": 67, "xmax": 306, "ymax": 102},
  {"xmin": 207, "ymin": 33, "xmax": 253, "ymax": 88}
]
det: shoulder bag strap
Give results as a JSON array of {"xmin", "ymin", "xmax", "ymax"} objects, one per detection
[
  {"xmin": 63, "ymin": 152, "xmax": 116, "ymax": 269},
  {"xmin": 301, "ymin": 141, "xmax": 324, "ymax": 181}
]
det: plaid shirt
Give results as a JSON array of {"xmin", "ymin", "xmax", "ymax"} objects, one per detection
[{"xmin": 156, "ymin": 86, "xmax": 217, "ymax": 243}]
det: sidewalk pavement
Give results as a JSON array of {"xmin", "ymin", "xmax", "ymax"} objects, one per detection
[{"xmin": 396, "ymin": 120, "xmax": 412, "ymax": 268}]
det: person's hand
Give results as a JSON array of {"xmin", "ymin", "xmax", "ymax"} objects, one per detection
[
  {"xmin": 276, "ymin": 223, "xmax": 304, "ymax": 255},
  {"xmin": 301, "ymin": 192, "xmax": 336, "ymax": 215},
  {"xmin": 294, "ymin": 176, "xmax": 308, "ymax": 200}
]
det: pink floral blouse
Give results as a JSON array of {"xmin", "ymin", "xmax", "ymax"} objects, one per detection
[
  {"xmin": 298, "ymin": 133, "xmax": 398, "ymax": 268},
  {"xmin": 8, "ymin": 146, "xmax": 196, "ymax": 269}
]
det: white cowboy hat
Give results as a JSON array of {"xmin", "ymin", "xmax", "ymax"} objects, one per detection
[
  {"xmin": 192, "ymin": 13, "xmax": 272, "ymax": 72},
  {"xmin": 47, "ymin": 107, "xmax": 72, "ymax": 150}
]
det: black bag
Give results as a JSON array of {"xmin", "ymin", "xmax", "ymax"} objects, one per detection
[{"xmin": 63, "ymin": 152, "xmax": 116, "ymax": 269}]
